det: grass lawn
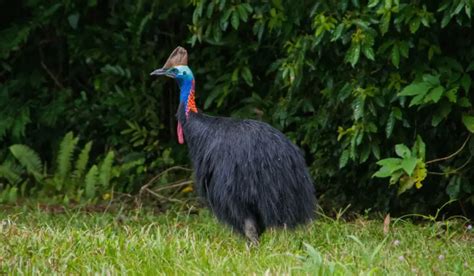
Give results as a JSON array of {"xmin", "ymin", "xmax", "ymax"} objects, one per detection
[{"xmin": 1, "ymin": 205, "xmax": 473, "ymax": 275}]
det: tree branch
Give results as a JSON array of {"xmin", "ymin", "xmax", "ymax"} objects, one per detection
[
  {"xmin": 139, "ymin": 166, "xmax": 192, "ymax": 196},
  {"xmin": 426, "ymin": 135, "xmax": 471, "ymax": 165}
]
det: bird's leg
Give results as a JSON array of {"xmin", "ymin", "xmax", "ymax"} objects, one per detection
[{"xmin": 244, "ymin": 218, "xmax": 259, "ymax": 245}]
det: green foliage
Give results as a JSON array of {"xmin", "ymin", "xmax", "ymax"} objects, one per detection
[
  {"xmin": 98, "ymin": 151, "xmax": 114, "ymax": 188},
  {"xmin": 0, "ymin": 164, "xmax": 21, "ymax": 185},
  {"xmin": 9, "ymin": 145, "xmax": 44, "ymax": 182},
  {"xmin": 1, "ymin": 0, "xmax": 474, "ymax": 213},
  {"xmin": 0, "ymin": 132, "xmax": 132, "ymax": 202},
  {"xmin": 84, "ymin": 165, "xmax": 98, "ymax": 199},
  {"xmin": 56, "ymin": 132, "xmax": 79, "ymax": 187},
  {"xmin": 0, "ymin": 185, "xmax": 18, "ymax": 203},
  {"xmin": 73, "ymin": 141, "xmax": 92, "ymax": 181},
  {"xmin": 374, "ymin": 136, "xmax": 427, "ymax": 195}
]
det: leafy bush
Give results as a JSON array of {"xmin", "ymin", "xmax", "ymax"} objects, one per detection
[
  {"xmin": 0, "ymin": 132, "xmax": 142, "ymax": 203},
  {"xmin": 1, "ymin": 0, "xmax": 473, "ymax": 214},
  {"xmin": 186, "ymin": 0, "xmax": 474, "ymax": 213}
]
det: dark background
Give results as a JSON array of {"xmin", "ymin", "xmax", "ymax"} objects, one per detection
[{"xmin": 1, "ymin": 0, "xmax": 473, "ymax": 217}]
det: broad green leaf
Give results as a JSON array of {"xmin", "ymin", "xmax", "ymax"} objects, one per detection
[
  {"xmin": 413, "ymin": 135, "xmax": 426, "ymax": 160},
  {"xmin": 380, "ymin": 12, "xmax": 391, "ymax": 35},
  {"xmin": 236, "ymin": 4, "xmax": 249, "ymax": 22},
  {"xmin": 452, "ymin": 0, "xmax": 465, "ymax": 16},
  {"xmin": 395, "ymin": 144, "xmax": 411, "ymax": 158},
  {"xmin": 362, "ymin": 46, "xmax": 375, "ymax": 60},
  {"xmin": 441, "ymin": 13, "xmax": 451, "ymax": 28},
  {"xmin": 373, "ymin": 166, "xmax": 393, "ymax": 178},
  {"xmin": 221, "ymin": 9, "xmax": 233, "ymax": 24},
  {"xmin": 422, "ymin": 74, "xmax": 440, "ymax": 86},
  {"xmin": 408, "ymin": 93, "xmax": 426, "ymax": 107},
  {"xmin": 389, "ymin": 170, "xmax": 403, "ymax": 185},
  {"xmin": 231, "ymin": 11, "xmax": 239, "ymax": 29},
  {"xmin": 339, "ymin": 149, "xmax": 349, "ymax": 168},
  {"xmin": 424, "ymin": 85, "xmax": 444, "ymax": 103},
  {"xmin": 445, "ymin": 88, "xmax": 458, "ymax": 103},
  {"xmin": 346, "ymin": 43, "xmax": 361, "ymax": 67},
  {"xmin": 446, "ymin": 176, "xmax": 461, "ymax": 200},
  {"xmin": 392, "ymin": 107, "xmax": 402, "ymax": 119},
  {"xmin": 398, "ymin": 176, "xmax": 415, "ymax": 195},
  {"xmin": 385, "ymin": 111, "xmax": 395, "ymax": 138},
  {"xmin": 391, "ymin": 44, "xmax": 399, "ymax": 68},
  {"xmin": 242, "ymin": 3, "xmax": 253, "ymax": 13},
  {"xmin": 431, "ymin": 101, "xmax": 451, "ymax": 127},
  {"xmin": 398, "ymin": 41, "xmax": 409, "ymax": 58},
  {"xmin": 466, "ymin": 2, "xmax": 472, "ymax": 18},
  {"xmin": 68, "ymin": 13, "xmax": 80, "ymax": 29},
  {"xmin": 376, "ymin": 157, "xmax": 402, "ymax": 167},
  {"xmin": 399, "ymin": 82, "xmax": 431, "ymax": 96},
  {"xmin": 462, "ymin": 114, "xmax": 474, "ymax": 133},
  {"xmin": 352, "ymin": 0, "xmax": 360, "ymax": 8},
  {"xmin": 460, "ymin": 74, "xmax": 471, "ymax": 93},
  {"xmin": 332, "ymin": 23, "xmax": 344, "ymax": 41},
  {"xmin": 360, "ymin": 144, "xmax": 370, "ymax": 163},
  {"xmin": 352, "ymin": 97, "xmax": 364, "ymax": 120},
  {"xmin": 372, "ymin": 143, "xmax": 381, "ymax": 159},
  {"xmin": 401, "ymin": 156, "xmax": 417, "ymax": 175},
  {"xmin": 206, "ymin": 1, "xmax": 215, "ymax": 18},
  {"xmin": 368, "ymin": 0, "xmax": 379, "ymax": 8},
  {"xmin": 409, "ymin": 18, "xmax": 420, "ymax": 33},
  {"xmin": 241, "ymin": 67, "xmax": 253, "ymax": 87}
]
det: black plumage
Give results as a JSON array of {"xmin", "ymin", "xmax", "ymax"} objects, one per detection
[{"xmin": 151, "ymin": 47, "xmax": 316, "ymax": 243}]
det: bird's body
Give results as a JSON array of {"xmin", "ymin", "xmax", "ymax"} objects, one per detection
[
  {"xmin": 178, "ymin": 102, "xmax": 315, "ymax": 236},
  {"xmin": 151, "ymin": 47, "xmax": 316, "ymax": 243}
]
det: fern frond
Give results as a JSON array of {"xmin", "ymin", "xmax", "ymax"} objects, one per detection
[
  {"xmin": 0, "ymin": 185, "xmax": 18, "ymax": 203},
  {"xmin": 0, "ymin": 163, "xmax": 21, "ymax": 184},
  {"xmin": 9, "ymin": 144, "xmax": 43, "ymax": 181},
  {"xmin": 84, "ymin": 165, "xmax": 98, "ymax": 199},
  {"xmin": 56, "ymin": 132, "xmax": 79, "ymax": 182},
  {"xmin": 99, "ymin": 151, "xmax": 115, "ymax": 188},
  {"xmin": 73, "ymin": 141, "xmax": 92, "ymax": 181}
]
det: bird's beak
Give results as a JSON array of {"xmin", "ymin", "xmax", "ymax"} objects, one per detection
[{"xmin": 150, "ymin": 68, "xmax": 168, "ymax": 76}]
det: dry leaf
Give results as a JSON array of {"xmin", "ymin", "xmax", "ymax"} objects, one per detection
[{"xmin": 383, "ymin": 213, "xmax": 391, "ymax": 235}]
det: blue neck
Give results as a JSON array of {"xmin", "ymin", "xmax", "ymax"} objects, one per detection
[{"xmin": 177, "ymin": 77, "xmax": 194, "ymax": 104}]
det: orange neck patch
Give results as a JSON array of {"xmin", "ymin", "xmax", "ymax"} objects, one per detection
[{"xmin": 185, "ymin": 80, "xmax": 198, "ymax": 117}]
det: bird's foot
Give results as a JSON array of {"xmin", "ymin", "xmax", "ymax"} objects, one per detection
[{"xmin": 244, "ymin": 218, "xmax": 259, "ymax": 245}]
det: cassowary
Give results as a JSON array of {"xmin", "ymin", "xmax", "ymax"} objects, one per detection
[{"xmin": 151, "ymin": 47, "xmax": 315, "ymax": 244}]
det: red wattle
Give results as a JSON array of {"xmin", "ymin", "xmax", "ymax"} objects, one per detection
[{"xmin": 177, "ymin": 121, "xmax": 184, "ymax": 144}]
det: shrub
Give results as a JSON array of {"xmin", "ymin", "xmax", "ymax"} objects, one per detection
[{"xmin": 1, "ymin": 0, "xmax": 473, "ymax": 213}]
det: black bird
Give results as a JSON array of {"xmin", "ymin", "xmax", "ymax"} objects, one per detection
[{"xmin": 151, "ymin": 47, "xmax": 316, "ymax": 244}]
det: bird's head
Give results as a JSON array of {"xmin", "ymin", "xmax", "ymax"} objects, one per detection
[
  {"xmin": 150, "ymin": 46, "xmax": 193, "ymax": 83},
  {"xmin": 150, "ymin": 46, "xmax": 197, "ymax": 145},
  {"xmin": 150, "ymin": 65, "xmax": 194, "ymax": 82}
]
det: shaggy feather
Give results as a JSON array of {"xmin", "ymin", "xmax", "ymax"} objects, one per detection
[
  {"xmin": 177, "ymin": 103, "xmax": 316, "ymax": 235},
  {"xmin": 152, "ymin": 46, "xmax": 316, "ymax": 240}
]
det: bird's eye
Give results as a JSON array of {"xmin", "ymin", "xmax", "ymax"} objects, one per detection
[{"xmin": 182, "ymin": 71, "xmax": 187, "ymax": 75}]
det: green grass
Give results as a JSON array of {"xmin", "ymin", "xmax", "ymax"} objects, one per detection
[{"xmin": 1, "ymin": 206, "xmax": 472, "ymax": 275}]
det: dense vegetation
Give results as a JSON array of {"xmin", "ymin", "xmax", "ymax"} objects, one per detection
[{"xmin": 1, "ymin": 0, "xmax": 474, "ymax": 215}]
